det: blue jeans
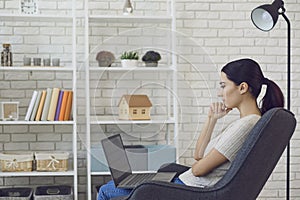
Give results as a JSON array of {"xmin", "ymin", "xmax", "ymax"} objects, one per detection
[{"xmin": 98, "ymin": 177, "xmax": 184, "ymax": 200}]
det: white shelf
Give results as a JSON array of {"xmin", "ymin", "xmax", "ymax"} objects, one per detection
[
  {"xmin": 0, "ymin": 66, "xmax": 74, "ymax": 71},
  {"xmin": 91, "ymin": 171, "xmax": 110, "ymax": 176},
  {"xmin": 90, "ymin": 116, "xmax": 175, "ymax": 125},
  {"xmin": 0, "ymin": 13, "xmax": 73, "ymax": 22},
  {"xmin": 91, "ymin": 170, "xmax": 156, "ymax": 176},
  {"xmin": 0, "ymin": 170, "xmax": 75, "ymax": 177},
  {"xmin": 0, "ymin": 121, "xmax": 75, "ymax": 125},
  {"xmin": 89, "ymin": 15, "xmax": 172, "ymax": 23},
  {"xmin": 89, "ymin": 66, "xmax": 175, "ymax": 72}
]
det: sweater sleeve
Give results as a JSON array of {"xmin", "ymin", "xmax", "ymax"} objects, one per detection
[{"xmin": 214, "ymin": 115, "xmax": 260, "ymax": 162}]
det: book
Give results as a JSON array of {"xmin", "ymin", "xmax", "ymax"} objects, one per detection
[
  {"xmin": 64, "ymin": 90, "xmax": 73, "ymax": 121},
  {"xmin": 54, "ymin": 90, "xmax": 64, "ymax": 121},
  {"xmin": 30, "ymin": 90, "xmax": 42, "ymax": 121},
  {"xmin": 47, "ymin": 88, "xmax": 60, "ymax": 121},
  {"xmin": 41, "ymin": 88, "xmax": 53, "ymax": 121},
  {"xmin": 35, "ymin": 90, "xmax": 47, "ymax": 121},
  {"xmin": 25, "ymin": 90, "xmax": 38, "ymax": 121},
  {"xmin": 58, "ymin": 90, "xmax": 69, "ymax": 121}
]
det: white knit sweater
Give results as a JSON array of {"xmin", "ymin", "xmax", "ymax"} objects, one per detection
[{"xmin": 179, "ymin": 114, "xmax": 261, "ymax": 188}]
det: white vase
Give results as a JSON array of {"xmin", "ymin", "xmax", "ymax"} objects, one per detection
[{"xmin": 121, "ymin": 59, "xmax": 138, "ymax": 68}]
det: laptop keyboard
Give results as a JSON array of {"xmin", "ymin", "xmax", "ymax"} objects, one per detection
[{"xmin": 126, "ymin": 173, "xmax": 156, "ymax": 185}]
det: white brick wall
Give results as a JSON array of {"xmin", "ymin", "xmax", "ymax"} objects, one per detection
[
  {"xmin": 175, "ymin": 0, "xmax": 300, "ymax": 199},
  {"xmin": 1, "ymin": 0, "xmax": 300, "ymax": 199}
]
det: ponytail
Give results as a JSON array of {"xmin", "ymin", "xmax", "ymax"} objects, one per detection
[{"xmin": 260, "ymin": 78, "xmax": 284, "ymax": 115}]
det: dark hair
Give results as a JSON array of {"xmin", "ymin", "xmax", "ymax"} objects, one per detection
[{"xmin": 221, "ymin": 58, "xmax": 284, "ymax": 115}]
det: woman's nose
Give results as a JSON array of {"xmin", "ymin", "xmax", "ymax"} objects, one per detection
[{"xmin": 217, "ymin": 89, "xmax": 223, "ymax": 97}]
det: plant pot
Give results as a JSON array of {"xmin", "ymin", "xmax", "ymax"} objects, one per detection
[
  {"xmin": 98, "ymin": 60, "xmax": 113, "ymax": 67},
  {"xmin": 121, "ymin": 59, "xmax": 138, "ymax": 68},
  {"xmin": 144, "ymin": 61, "xmax": 158, "ymax": 67}
]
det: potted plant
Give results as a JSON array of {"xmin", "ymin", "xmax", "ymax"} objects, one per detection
[
  {"xmin": 142, "ymin": 51, "xmax": 161, "ymax": 67},
  {"xmin": 96, "ymin": 51, "xmax": 115, "ymax": 67},
  {"xmin": 120, "ymin": 51, "xmax": 139, "ymax": 68}
]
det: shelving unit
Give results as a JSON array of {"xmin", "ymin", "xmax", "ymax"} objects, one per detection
[
  {"xmin": 0, "ymin": 0, "xmax": 78, "ymax": 199},
  {"xmin": 0, "ymin": 121, "xmax": 75, "ymax": 125},
  {"xmin": 88, "ymin": 15, "xmax": 172, "ymax": 23},
  {"xmin": 91, "ymin": 170, "xmax": 156, "ymax": 176},
  {"xmin": 0, "ymin": 171, "xmax": 75, "ymax": 177},
  {"xmin": 84, "ymin": 0, "xmax": 177, "ymax": 199},
  {"xmin": 0, "ymin": 66, "xmax": 74, "ymax": 71},
  {"xmin": 89, "ymin": 66, "xmax": 175, "ymax": 71},
  {"xmin": 90, "ymin": 116, "xmax": 175, "ymax": 125},
  {"xmin": 0, "ymin": 13, "xmax": 73, "ymax": 22}
]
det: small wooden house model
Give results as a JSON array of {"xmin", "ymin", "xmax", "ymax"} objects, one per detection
[{"xmin": 118, "ymin": 95, "xmax": 152, "ymax": 120}]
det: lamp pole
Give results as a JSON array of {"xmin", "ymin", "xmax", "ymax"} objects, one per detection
[
  {"xmin": 281, "ymin": 12, "xmax": 291, "ymax": 200},
  {"xmin": 251, "ymin": 1, "xmax": 291, "ymax": 198}
]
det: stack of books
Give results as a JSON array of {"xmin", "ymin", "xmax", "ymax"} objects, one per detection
[{"xmin": 25, "ymin": 88, "xmax": 73, "ymax": 121}]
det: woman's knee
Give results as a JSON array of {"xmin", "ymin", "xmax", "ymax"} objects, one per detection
[
  {"xmin": 98, "ymin": 180, "xmax": 131, "ymax": 200},
  {"xmin": 98, "ymin": 181, "xmax": 115, "ymax": 200}
]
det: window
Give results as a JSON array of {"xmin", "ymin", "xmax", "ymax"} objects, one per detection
[
  {"xmin": 133, "ymin": 109, "xmax": 137, "ymax": 114},
  {"xmin": 141, "ymin": 109, "xmax": 146, "ymax": 114}
]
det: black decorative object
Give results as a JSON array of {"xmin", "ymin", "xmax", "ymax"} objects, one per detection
[{"xmin": 142, "ymin": 51, "xmax": 161, "ymax": 67}]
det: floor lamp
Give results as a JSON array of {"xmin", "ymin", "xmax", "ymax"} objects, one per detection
[{"xmin": 251, "ymin": 0, "xmax": 291, "ymax": 199}]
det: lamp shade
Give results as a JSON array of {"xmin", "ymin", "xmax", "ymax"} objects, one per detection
[
  {"xmin": 251, "ymin": 4, "xmax": 279, "ymax": 31},
  {"xmin": 251, "ymin": 0, "xmax": 284, "ymax": 31}
]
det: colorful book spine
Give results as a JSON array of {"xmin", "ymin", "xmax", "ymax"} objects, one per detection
[
  {"xmin": 47, "ymin": 88, "xmax": 60, "ymax": 121},
  {"xmin": 64, "ymin": 91, "xmax": 73, "ymax": 121},
  {"xmin": 30, "ymin": 90, "xmax": 42, "ymax": 121},
  {"xmin": 25, "ymin": 90, "xmax": 38, "ymax": 121},
  {"xmin": 41, "ymin": 88, "xmax": 53, "ymax": 121},
  {"xmin": 59, "ymin": 91, "xmax": 69, "ymax": 121},
  {"xmin": 35, "ymin": 90, "xmax": 47, "ymax": 121},
  {"xmin": 54, "ymin": 90, "xmax": 64, "ymax": 121}
]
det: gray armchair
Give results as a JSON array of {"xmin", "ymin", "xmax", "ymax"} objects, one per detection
[{"xmin": 113, "ymin": 108, "xmax": 296, "ymax": 200}]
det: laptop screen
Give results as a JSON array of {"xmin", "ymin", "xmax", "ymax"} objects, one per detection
[{"xmin": 101, "ymin": 134, "xmax": 132, "ymax": 186}]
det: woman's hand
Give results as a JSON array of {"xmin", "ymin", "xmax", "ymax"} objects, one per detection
[
  {"xmin": 194, "ymin": 102, "xmax": 232, "ymax": 161},
  {"xmin": 208, "ymin": 102, "xmax": 232, "ymax": 120}
]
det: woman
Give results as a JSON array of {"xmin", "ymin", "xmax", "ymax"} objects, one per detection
[{"xmin": 98, "ymin": 58, "xmax": 284, "ymax": 199}]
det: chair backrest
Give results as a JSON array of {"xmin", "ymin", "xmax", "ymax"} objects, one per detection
[{"xmin": 214, "ymin": 108, "xmax": 296, "ymax": 200}]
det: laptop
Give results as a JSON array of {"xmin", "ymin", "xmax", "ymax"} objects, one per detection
[{"xmin": 101, "ymin": 134, "xmax": 176, "ymax": 189}]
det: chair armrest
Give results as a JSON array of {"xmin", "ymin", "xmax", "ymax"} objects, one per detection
[{"xmin": 157, "ymin": 163, "xmax": 190, "ymax": 177}]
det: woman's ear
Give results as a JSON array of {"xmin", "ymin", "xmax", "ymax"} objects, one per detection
[{"xmin": 239, "ymin": 82, "xmax": 249, "ymax": 94}]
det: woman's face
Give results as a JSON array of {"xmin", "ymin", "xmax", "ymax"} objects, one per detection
[{"xmin": 218, "ymin": 72, "xmax": 241, "ymax": 109}]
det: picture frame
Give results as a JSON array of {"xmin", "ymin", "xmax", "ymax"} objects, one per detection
[{"xmin": 0, "ymin": 102, "xmax": 19, "ymax": 121}]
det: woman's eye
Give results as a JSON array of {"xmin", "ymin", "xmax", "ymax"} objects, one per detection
[{"xmin": 220, "ymin": 85, "xmax": 225, "ymax": 89}]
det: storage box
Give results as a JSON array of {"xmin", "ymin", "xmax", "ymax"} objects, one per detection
[
  {"xmin": 146, "ymin": 145, "xmax": 176, "ymax": 171},
  {"xmin": 90, "ymin": 145, "xmax": 148, "ymax": 172},
  {"xmin": 34, "ymin": 185, "xmax": 73, "ymax": 200},
  {"xmin": 125, "ymin": 145, "xmax": 148, "ymax": 171},
  {"xmin": 0, "ymin": 187, "xmax": 33, "ymax": 200},
  {"xmin": 90, "ymin": 146, "xmax": 109, "ymax": 172},
  {"xmin": 35, "ymin": 152, "xmax": 69, "ymax": 172},
  {"xmin": 0, "ymin": 152, "xmax": 33, "ymax": 172}
]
